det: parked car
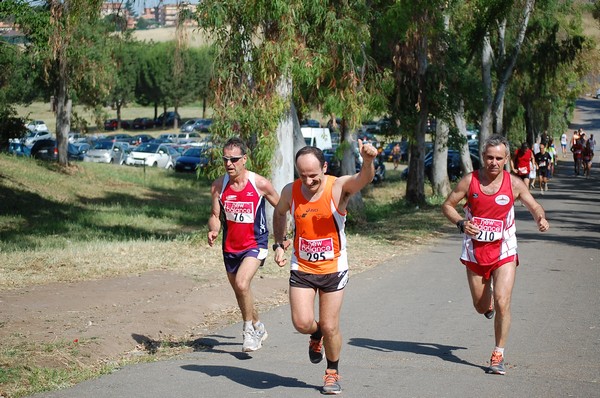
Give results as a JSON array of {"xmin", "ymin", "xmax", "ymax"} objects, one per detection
[
  {"xmin": 401, "ymin": 149, "xmax": 481, "ymax": 182},
  {"xmin": 300, "ymin": 119, "xmax": 321, "ymax": 128},
  {"xmin": 103, "ymin": 119, "xmax": 119, "ymax": 131},
  {"xmin": 83, "ymin": 140, "xmax": 128, "ymax": 164},
  {"xmin": 132, "ymin": 117, "xmax": 155, "ymax": 130},
  {"xmin": 157, "ymin": 133, "xmax": 177, "ymax": 141},
  {"xmin": 195, "ymin": 118, "xmax": 213, "ymax": 132},
  {"xmin": 26, "ymin": 120, "xmax": 49, "ymax": 133},
  {"xmin": 8, "ymin": 141, "xmax": 31, "ymax": 157},
  {"xmin": 125, "ymin": 142, "xmax": 180, "ymax": 169},
  {"xmin": 155, "ymin": 111, "xmax": 181, "ymax": 127},
  {"xmin": 30, "ymin": 139, "xmax": 86, "ymax": 161},
  {"xmin": 174, "ymin": 147, "xmax": 211, "ymax": 172},
  {"xmin": 104, "ymin": 119, "xmax": 130, "ymax": 130},
  {"xmin": 106, "ymin": 133, "xmax": 134, "ymax": 143},
  {"xmin": 23, "ymin": 130, "xmax": 52, "ymax": 146},
  {"xmin": 131, "ymin": 134, "xmax": 153, "ymax": 145},
  {"xmin": 68, "ymin": 132, "xmax": 87, "ymax": 143},
  {"xmin": 149, "ymin": 138, "xmax": 175, "ymax": 144},
  {"xmin": 71, "ymin": 142, "xmax": 90, "ymax": 160},
  {"xmin": 175, "ymin": 132, "xmax": 201, "ymax": 143},
  {"xmin": 180, "ymin": 119, "xmax": 203, "ymax": 133}
]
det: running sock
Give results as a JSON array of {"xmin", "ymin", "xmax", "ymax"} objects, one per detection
[
  {"xmin": 310, "ymin": 321, "xmax": 322, "ymax": 341},
  {"xmin": 253, "ymin": 321, "xmax": 263, "ymax": 330},
  {"xmin": 243, "ymin": 320, "xmax": 253, "ymax": 331},
  {"xmin": 326, "ymin": 359, "xmax": 339, "ymax": 372},
  {"xmin": 494, "ymin": 347, "xmax": 505, "ymax": 354}
]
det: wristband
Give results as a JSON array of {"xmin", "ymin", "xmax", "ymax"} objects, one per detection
[
  {"xmin": 456, "ymin": 220, "xmax": 465, "ymax": 234},
  {"xmin": 272, "ymin": 243, "xmax": 285, "ymax": 251}
]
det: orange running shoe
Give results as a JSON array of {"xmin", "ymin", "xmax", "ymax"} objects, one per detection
[
  {"xmin": 322, "ymin": 369, "xmax": 341, "ymax": 394},
  {"xmin": 309, "ymin": 337, "xmax": 324, "ymax": 364},
  {"xmin": 488, "ymin": 350, "xmax": 506, "ymax": 375}
]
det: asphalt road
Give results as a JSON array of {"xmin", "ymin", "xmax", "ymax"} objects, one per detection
[{"xmin": 34, "ymin": 100, "xmax": 599, "ymax": 398}]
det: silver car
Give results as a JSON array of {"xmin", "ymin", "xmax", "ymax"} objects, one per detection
[
  {"xmin": 125, "ymin": 143, "xmax": 180, "ymax": 169},
  {"xmin": 83, "ymin": 140, "xmax": 128, "ymax": 164}
]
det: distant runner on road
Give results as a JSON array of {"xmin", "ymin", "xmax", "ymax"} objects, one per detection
[{"xmin": 442, "ymin": 134, "xmax": 550, "ymax": 375}]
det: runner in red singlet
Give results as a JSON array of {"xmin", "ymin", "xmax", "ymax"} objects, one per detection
[
  {"xmin": 272, "ymin": 141, "xmax": 377, "ymax": 395},
  {"xmin": 208, "ymin": 137, "xmax": 280, "ymax": 353},
  {"xmin": 442, "ymin": 134, "xmax": 549, "ymax": 376}
]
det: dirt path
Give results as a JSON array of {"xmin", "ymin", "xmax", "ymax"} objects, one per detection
[{"xmin": 0, "ymin": 271, "xmax": 289, "ymax": 365}]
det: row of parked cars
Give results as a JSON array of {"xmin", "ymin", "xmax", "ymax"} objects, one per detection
[
  {"xmin": 103, "ymin": 113, "xmax": 213, "ymax": 133},
  {"xmin": 8, "ymin": 129, "xmax": 214, "ymax": 173}
]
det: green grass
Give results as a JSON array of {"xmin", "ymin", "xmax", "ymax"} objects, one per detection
[{"xmin": 0, "ymin": 156, "xmax": 212, "ymax": 252}]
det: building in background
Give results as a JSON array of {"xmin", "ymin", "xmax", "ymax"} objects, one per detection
[{"xmin": 158, "ymin": 2, "xmax": 196, "ymax": 27}]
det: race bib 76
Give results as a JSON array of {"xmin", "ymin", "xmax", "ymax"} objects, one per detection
[{"xmin": 224, "ymin": 201, "xmax": 255, "ymax": 224}]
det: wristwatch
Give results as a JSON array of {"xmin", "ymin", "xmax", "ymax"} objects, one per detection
[
  {"xmin": 272, "ymin": 242, "xmax": 285, "ymax": 251},
  {"xmin": 456, "ymin": 220, "xmax": 465, "ymax": 234}
]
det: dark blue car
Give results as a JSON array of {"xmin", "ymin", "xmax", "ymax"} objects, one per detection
[{"xmin": 174, "ymin": 147, "xmax": 211, "ymax": 172}]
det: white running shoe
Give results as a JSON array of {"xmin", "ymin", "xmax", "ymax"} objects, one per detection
[{"xmin": 242, "ymin": 329, "xmax": 261, "ymax": 352}]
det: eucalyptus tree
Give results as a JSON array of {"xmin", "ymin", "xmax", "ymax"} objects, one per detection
[
  {"xmin": 467, "ymin": 0, "xmax": 535, "ymax": 150},
  {"xmin": 371, "ymin": 0, "xmax": 448, "ymax": 204},
  {"xmin": 2, "ymin": 0, "xmax": 110, "ymax": 166},
  {"xmin": 49, "ymin": 0, "xmax": 109, "ymax": 166},
  {"xmin": 508, "ymin": 0, "xmax": 587, "ymax": 146},
  {"xmin": 193, "ymin": 0, "xmax": 386, "ymax": 220}
]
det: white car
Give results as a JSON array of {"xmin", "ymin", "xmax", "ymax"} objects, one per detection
[
  {"xmin": 23, "ymin": 130, "xmax": 52, "ymax": 146},
  {"xmin": 125, "ymin": 143, "xmax": 180, "ymax": 169},
  {"xmin": 83, "ymin": 140, "xmax": 128, "ymax": 164},
  {"xmin": 26, "ymin": 120, "xmax": 49, "ymax": 133}
]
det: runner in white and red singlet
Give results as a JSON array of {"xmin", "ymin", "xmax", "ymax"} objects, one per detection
[
  {"xmin": 208, "ymin": 137, "xmax": 280, "ymax": 353},
  {"xmin": 442, "ymin": 134, "xmax": 549, "ymax": 376}
]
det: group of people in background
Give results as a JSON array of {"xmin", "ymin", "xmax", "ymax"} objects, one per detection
[
  {"xmin": 511, "ymin": 131, "xmax": 556, "ymax": 195},
  {"xmin": 513, "ymin": 128, "xmax": 595, "ymax": 195},
  {"xmin": 564, "ymin": 128, "xmax": 596, "ymax": 177}
]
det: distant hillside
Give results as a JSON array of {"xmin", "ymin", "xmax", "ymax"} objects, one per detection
[{"xmin": 132, "ymin": 26, "xmax": 212, "ymax": 47}]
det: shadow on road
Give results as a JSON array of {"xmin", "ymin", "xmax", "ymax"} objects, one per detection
[
  {"xmin": 348, "ymin": 338, "xmax": 487, "ymax": 371},
  {"xmin": 180, "ymin": 364, "xmax": 320, "ymax": 391},
  {"xmin": 132, "ymin": 333, "xmax": 254, "ymax": 360}
]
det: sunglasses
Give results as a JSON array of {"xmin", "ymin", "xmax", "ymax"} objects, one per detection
[{"xmin": 222, "ymin": 155, "xmax": 244, "ymax": 163}]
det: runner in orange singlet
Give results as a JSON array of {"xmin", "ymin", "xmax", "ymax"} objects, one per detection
[
  {"xmin": 273, "ymin": 141, "xmax": 377, "ymax": 395},
  {"xmin": 442, "ymin": 134, "xmax": 549, "ymax": 375}
]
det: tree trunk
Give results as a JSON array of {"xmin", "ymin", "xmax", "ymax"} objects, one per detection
[
  {"xmin": 56, "ymin": 26, "xmax": 70, "ymax": 167},
  {"xmin": 116, "ymin": 102, "xmax": 122, "ymax": 129},
  {"xmin": 270, "ymin": 76, "xmax": 295, "ymax": 229},
  {"xmin": 480, "ymin": 34, "xmax": 493, "ymax": 154},
  {"xmin": 290, "ymin": 100, "xmax": 307, "ymax": 156},
  {"xmin": 494, "ymin": 0, "xmax": 534, "ymax": 136},
  {"xmin": 406, "ymin": 35, "xmax": 429, "ymax": 206},
  {"xmin": 432, "ymin": 119, "xmax": 451, "ymax": 197},
  {"xmin": 453, "ymin": 99, "xmax": 474, "ymax": 174},
  {"xmin": 339, "ymin": 120, "xmax": 365, "ymax": 222}
]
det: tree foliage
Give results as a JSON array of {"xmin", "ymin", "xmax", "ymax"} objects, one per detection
[{"xmin": 194, "ymin": 0, "xmax": 388, "ymax": 179}]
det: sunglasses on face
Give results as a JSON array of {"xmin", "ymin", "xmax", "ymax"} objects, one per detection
[{"xmin": 222, "ymin": 155, "xmax": 244, "ymax": 163}]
